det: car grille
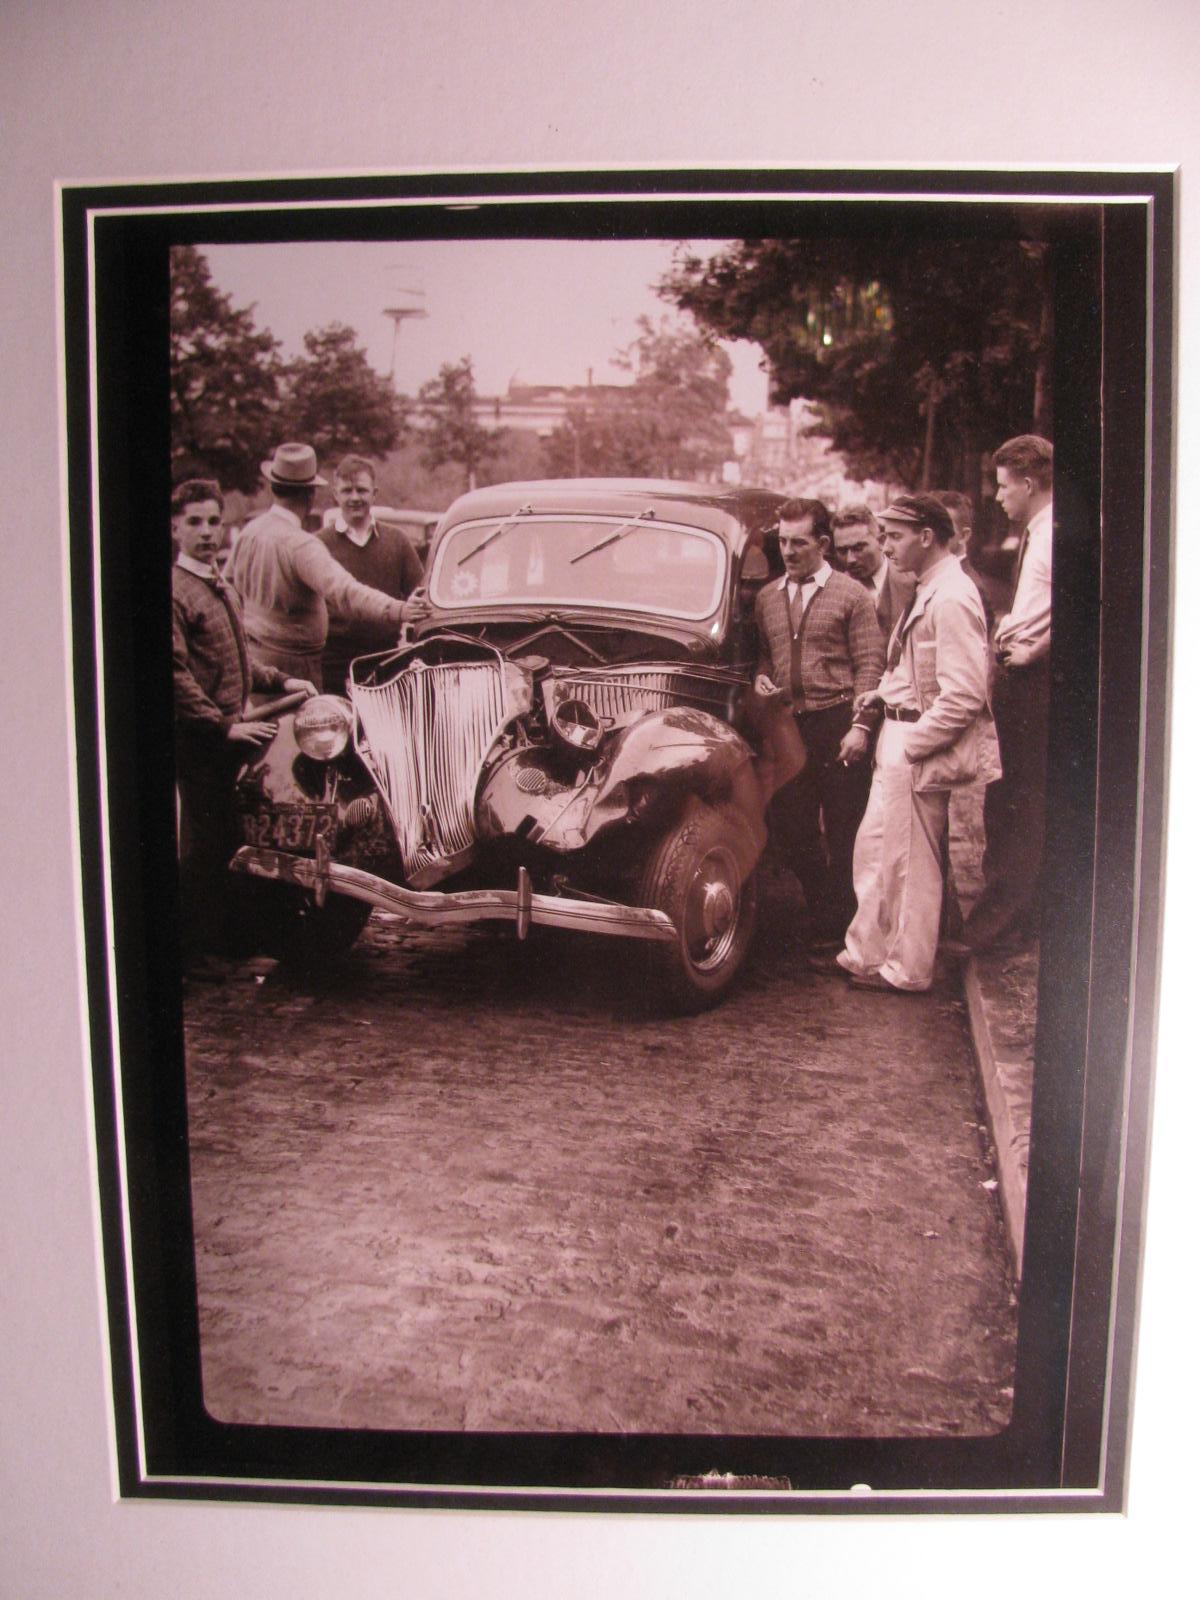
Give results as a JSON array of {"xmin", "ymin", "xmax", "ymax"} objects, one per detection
[
  {"xmin": 351, "ymin": 661, "xmax": 508, "ymax": 880},
  {"xmin": 553, "ymin": 665, "xmax": 734, "ymax": 721}
]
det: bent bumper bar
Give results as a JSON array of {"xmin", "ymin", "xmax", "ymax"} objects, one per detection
[{"xmin": 230, "ymin": 846, "xmax": 678, "ymax": 944}]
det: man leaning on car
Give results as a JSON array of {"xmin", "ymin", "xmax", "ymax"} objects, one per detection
[
  {"xmin": 317, "ymin": 453, "xmax": 429, "ymax": 693},
  {"xmin": 227, "ymin": 442, "xmax": 418, "ymax": 692},
  {"xmin": 754, "ymin": 497, "xmax": 884, "ymax": 952}
]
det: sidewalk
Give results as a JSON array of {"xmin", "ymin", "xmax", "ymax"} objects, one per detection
[{"xmin": 948, "ymin": 784, "xmax": 1036, "ymax": 1280}]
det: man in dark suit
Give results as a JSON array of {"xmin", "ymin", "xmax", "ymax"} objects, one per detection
[
  {"xmin": 831, "ymin": 504, "xmax": 916, "ymax": 641},
  {"xmin": 962, "ymin": 436, "xmax": 1054, "ymax": 952},
  {"xmin": 755, "ymin": 498, "xmax": 885, "ymax": 948}
]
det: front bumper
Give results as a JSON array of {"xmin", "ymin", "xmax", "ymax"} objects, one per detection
[{"xmin": 230, "ymin": 845, "xmax": 678, "ymax": 944}]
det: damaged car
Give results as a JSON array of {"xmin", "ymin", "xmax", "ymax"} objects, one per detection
[{"xmin": 229, "ymin": 479, "xmax": 793, "ymax": 1010}]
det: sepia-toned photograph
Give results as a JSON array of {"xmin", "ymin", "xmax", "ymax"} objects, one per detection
[{"xmin": 63, "ymin": 169, "xmax": 1170, "ymax": 1508}]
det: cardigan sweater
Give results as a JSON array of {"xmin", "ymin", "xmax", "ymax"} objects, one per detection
[
  {"xmin": 172, "ymin": 564, "xmax": 288, "ymax": 736},
  {"xmin": 755, "ymin": 568, "xmax": 884, "ymax": 713}
]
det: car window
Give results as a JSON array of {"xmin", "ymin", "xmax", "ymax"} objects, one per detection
[{"xmin": 428, "ymin": 515, "xmax": 726, "ymax": 619}]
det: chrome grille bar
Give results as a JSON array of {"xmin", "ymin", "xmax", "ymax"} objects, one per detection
[
  {"xmin": 351, "ymin": 661, "xmax": 507, "ymax": 879},
  {"xmin": 554, "ymin": 666, "xmax": 734, "ymax": 720}
]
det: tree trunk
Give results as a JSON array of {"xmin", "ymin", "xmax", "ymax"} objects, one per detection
[{"xmin": 920, "ymin": 388, "xmax": 939, "ymax": 490}]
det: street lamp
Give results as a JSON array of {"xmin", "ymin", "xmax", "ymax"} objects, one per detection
[{"xmin": 383, "ymin": 265, "xmax": 428, "ymax": 387}]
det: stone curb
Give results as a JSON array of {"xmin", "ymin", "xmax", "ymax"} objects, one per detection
[{"xmin": 960, "ymin": 954, "xmax": 1031, "ymax": 1280}]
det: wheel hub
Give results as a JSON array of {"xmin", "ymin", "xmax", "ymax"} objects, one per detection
[
  {"xmin": 701, "ymin": 879, "xmax": 735, "ymax": 940},
  {"xmin": 685, "ymin": 848, "xmax": 742, "ymax": 971}
]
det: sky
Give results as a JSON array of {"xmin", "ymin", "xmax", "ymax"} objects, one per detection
[{"xmin": 201, "ymin": 238, "xmax": 771, "ymax": 418}]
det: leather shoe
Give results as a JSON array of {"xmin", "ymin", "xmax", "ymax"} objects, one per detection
[
  {"xmin": 848, "ymin": 970, "xmax": 920, "ymax": 994},
  {"xmin": 938, "ymin": 938, "xmax": 973, "ymax": 961},
  {"xmin": 806, "ymin": 951, "xmax": 848, "ymax": 977}
]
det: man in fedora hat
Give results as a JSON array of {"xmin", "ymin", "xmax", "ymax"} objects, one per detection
[
  {"xmin": 227, "ymin": 441, "xmax": 416, "ymax": 689},
  {"xmin": 834, "ymin": 493, "xmax": 989, "ymax": 994}
]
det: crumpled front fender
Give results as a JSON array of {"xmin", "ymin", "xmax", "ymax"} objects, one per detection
[{"xmin": 475, "ymin": 706, "xmax": 766, "ymax": 858}]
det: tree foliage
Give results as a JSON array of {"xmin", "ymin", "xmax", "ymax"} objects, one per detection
[
  {"xmin": 169, "ymin": 245, "xmax": 283, "ymax": 493},
  {"xmin": 279, "ymin": 322, "xmax": 406, "ymax": 463},
  {"xmin": 416, "ymin": 357, "xmax": 499, "ymax": 491},
  {"xmin": 543, "ymin": 315, "xmax": 734, "ymax": 481},
  {"xmin": 659, "ymin": 238, "xmax": 1052, "ymax": 490}
]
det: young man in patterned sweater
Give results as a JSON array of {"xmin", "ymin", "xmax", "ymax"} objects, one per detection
[
  {"xmin": 171, "ymin": 479, "xmax": 315, "ymax": 974},
  {"xmin": 754, "ymin": 498, "xmax": 885, "ymax": 950}
]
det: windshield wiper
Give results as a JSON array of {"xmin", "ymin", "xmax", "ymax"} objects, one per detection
[
  {"xmin": 569, "ymin": 507, "xmax": 656, "ymax": 564},
  {"xmin": 458, "ymin": 502, "xmax": 533, "ymax": 565}
]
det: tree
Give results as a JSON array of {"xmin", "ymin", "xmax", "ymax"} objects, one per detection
[
  {"xmin": 415, "ymin": 357, "xmax": 499, "ymax": 492},
  {"xmin": 279, "ymin": 322, "xmax": 406, "ymax": 463},
  {"xmin": 169, "ymin": 245, "xmax": 283, "ymax": 492},
  {"xmin": 659, "ymin": 237, "xmax": 1052, "ymax": 492},
  {"xmin": 543, "ymin": 314, "xmax": 734, "ymax": 481}
]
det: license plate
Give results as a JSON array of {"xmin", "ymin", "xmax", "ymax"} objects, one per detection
[{"xmin": 240, "ymin": 804, "xmax": 336, "ymax": 851}]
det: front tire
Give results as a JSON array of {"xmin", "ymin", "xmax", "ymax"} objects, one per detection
[{"xmin": 635, "ymin": 803, "xmax": 759, "ymax": 1012}]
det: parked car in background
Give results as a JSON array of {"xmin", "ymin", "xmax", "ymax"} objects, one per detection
[{"xmin": 231, "ymin": 479, "xmax": 792, "ymax": 1009}]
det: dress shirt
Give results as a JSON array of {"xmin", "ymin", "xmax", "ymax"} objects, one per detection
[
  {"xmin": 993, "ymin": 501, "xmax": 1051, "ymax": 661},
  {"xmin": 869, "ymin": 558, "xmax": 889, "ymax": 602},
  {"xmin": 785, "ymin": 560, "xmax": 832, "ymax": 630},
  {"xmin": 177, "ymin": 552, "xmax": 224, "ymax": 582},
  {"xmin": 878, "ymin": 560, "xmax": 940, "ymax": 713}
]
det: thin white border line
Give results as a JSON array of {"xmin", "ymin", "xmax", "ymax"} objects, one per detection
[
  {"xmin": 74, "ymin": 178, "xmax": 1148, "ymax": 1497},
  {"xmin": 56, "ymin": 186, "xmax": 123, "ymax": 1501},
  {"xmin": 59, "ymin": 159, "xmax": 1179, "ymax": 189},
  {"xmin": 1099, "ymin": 187, "xmax": 1165, "ymax": 1498},
  {"xmin": 80, "ymin": 190, "xmax": 1155, "ymax": 222},
  {"xmin": 135, "ymin": 1472, "xmax": 1106, "ymax": 1502},
  {"xmin": 83, "ymin": 208, "xmax": 150, "ymax": 1482}
]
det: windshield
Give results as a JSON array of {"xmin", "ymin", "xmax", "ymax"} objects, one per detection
[{"xmin": 428, "ymin": 514, "xmax": 726, "ymax": 619}]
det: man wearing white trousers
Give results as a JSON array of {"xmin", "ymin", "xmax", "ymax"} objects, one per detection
[{"xmin": 836, "ymin": 493, "xmax": 990, "ymax": 994}]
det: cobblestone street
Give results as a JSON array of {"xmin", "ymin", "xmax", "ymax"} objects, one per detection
[{"xmin": 184, "ymin": 871, "xmax": 1018, "ymax": 1439}]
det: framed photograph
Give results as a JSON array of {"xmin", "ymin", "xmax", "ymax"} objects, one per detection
[{"xmin": 61, "ymin": 165, "xmax": 1172, "ymax": 1511}]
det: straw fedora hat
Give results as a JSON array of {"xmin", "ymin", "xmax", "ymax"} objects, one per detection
[{"xmin": 261, "ymin": 442, "xmax": 327, "ymax": 488}]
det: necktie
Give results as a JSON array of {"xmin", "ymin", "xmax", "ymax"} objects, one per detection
[
  {"xmin": 1010, "ymin": 524, "xmax": 1030, "ymax": 595},
  {"xmin": 887, "ymin": 593, "xmax": 917, "ymax": 670},
  {"xmin": 790, "ymin": 577, "xmax": 816, "ymax": 634}
]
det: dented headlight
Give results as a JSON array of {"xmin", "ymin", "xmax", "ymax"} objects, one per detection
[
  {"xmin": 501, "ymin": 661, "xmax": 536, "ymax": 719},
  {"xmin": 294, "ymin": 695, "xmax": 354, "ymax": 761},
  {"xmin": 549, "ymin": 696, "xmax": 606, "ymax": 758}
]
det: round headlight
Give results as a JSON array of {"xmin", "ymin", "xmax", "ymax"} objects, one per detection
[
  {"xmin": 294, "ymin": 695, "xmax": 353, "ymax": 762},
  {"xmin": 550, "ymin": 696, "xmax": 604, "ymax": 756}
]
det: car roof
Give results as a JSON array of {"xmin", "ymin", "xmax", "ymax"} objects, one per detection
[{"xmin": 436, "ymin": 479, "xmax": 789, "ymax": 550}]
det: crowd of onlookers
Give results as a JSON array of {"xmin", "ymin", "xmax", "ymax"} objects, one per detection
[
  {"xmin": 172, "ymin": 431, "xmax": 1052, "ymax": 992},
  {"xmin": 755, "ymin": 432, "xmax": 1052, "ymax": 993},
  {"xmin": 171, "ymin": 444, "xmax": 428, "ymax": 977}
]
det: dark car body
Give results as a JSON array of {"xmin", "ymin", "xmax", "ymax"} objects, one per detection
[{"xmin": 230, "ymin": 479, "xmax": 792, "ymax": 1008}]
